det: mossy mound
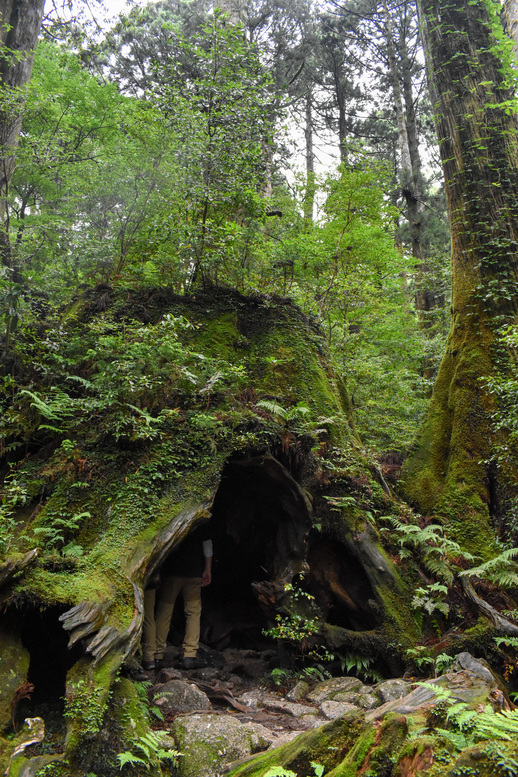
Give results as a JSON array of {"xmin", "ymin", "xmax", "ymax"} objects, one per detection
[{"xmin": 0, "ymin": 286, "xmax": 436, "ymax": 772}]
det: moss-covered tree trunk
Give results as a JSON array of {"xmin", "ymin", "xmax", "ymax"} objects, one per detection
[{"xmin": 402, "ymin": 0, "xmax": 518, "ymax": 548}]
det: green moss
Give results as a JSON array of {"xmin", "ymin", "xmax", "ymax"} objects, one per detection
[
  {"xmin": 64, "ymin": 654, "xmax": 121, "ymax": 767},
  {"xmin": 2, "ymin": 286, "xmax": 428, "ymax": 765},
  {"xmin": 326, "ymin": 727, "xmax": 376, "ymax": 777},
  {"xmin": 402, "ymin": 323, "xmax": 499, "ymax": 555},
  {"xmin": 0, "ymin": 626, "xmax": 30, "ymax": 733},
  {"xmin": 225, "ymin": 713, "xmax": 367, "ymax": 777}
]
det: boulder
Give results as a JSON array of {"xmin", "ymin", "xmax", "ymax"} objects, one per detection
[
  {"xmin": 320, "ymin": 701, "xmax": 358, "ymax": 719},
  {"xmin": 307, "ymin": 677, "xmax": 364, "ymax": 703},
  {"xmin": 330, "ymin": 691, "xmax": 378, "ymax": 710},
  {"xmin": 452, "ymin": 652, "xmax": 498, "ymax": 687},
  {"xmin": 286, "ymin": 680, "xmax": 310, "ymax": 702},
  {"xmin": 158, "ymin": 668, "xmax": 183, "ymax": 683},
  {"xmin": 357, "ymin": 693, "xmax": 378, "ymax": 710},
  {"xmin": 171, "ymin": 713, "xmax": 270, "ymax": 777},
  {"xmin": 373, "ymin": 678, "xmax": 411, "ymax": 704},
  {"xmin": 262, "ymin": 699, "xmax": 317, "ymax": 718},
  {"xmin": 368, "ymin": 666, "xmax": 501, "ymax": 721},
  {"xmin": 153, "ymin": 679, "xmax": 212, "ymax": 713}
]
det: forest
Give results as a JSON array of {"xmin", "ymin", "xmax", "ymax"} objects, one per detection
[{"xmin": 1, "ymin": 0, "xmax": 518, "ymax": 775}]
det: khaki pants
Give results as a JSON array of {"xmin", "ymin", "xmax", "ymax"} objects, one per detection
[{"xmin": 143, "ymin": 576, "xmax": 202, "ymax": 662}]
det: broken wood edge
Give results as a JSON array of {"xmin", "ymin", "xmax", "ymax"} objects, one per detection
[
  {"xmin": 0, "ymin": 549, "xmax": 38, "ymax": 590},
  {"xmin": 460, "ymin": 575, "xmax": 518, "ymax": 636}
]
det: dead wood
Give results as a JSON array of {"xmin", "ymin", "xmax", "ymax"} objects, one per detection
[
  {"xmin": 460, "ymin": 576, "xmax": 518, "ymax": 636},
  {"xmin": 0, "ymin": 550, "xmax": 38, "ymax": 590}
]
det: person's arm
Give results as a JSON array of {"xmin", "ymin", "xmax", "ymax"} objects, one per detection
[{"xmin": 202, "ymin": 539, "xmax": 213, "ymax": 586}]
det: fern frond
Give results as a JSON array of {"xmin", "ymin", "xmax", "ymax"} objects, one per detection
[
  {"xmin": 257, "ymin": 399, "xmax": 288, "ymax": 418},
  {"xmin": 446, "ymin": 704, "xmax": 477, "ymax": 730},
  {"xmin": 474, "ymin": 709, "xmax": 518, "ymax": 740},
  {"xmin": 67, "ymin": 375, "xmax": 94, "ymax": 389},
  {"xmin": 117, "ymin": 752, "xmax": 147, "ymax": 768},
  {"xmin": 460, "ymin": 547, "xmax": 518, "ymax": 587}
]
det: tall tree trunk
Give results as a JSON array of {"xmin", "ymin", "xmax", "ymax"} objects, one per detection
[
  {"xmin": 0, "ymin": 0, "xmax": 45, "ymax": 270},
  {"xmin": 303, "ymin": 88, "xmax": 316, "ymax": 222},
  {"xmin": 383, "ymin": 0, "xmax": 439, "ymax": 340},
  {"xmin": 503, "ymin": 0, "xmax": 518, "ymax": 60},
  {"xmin": 382, "ymin": 0, "xmax": 412, "ymax": 189},
  {"xmin": 402, "ymin": 0, "xmax": 518, "ymax": 547}
]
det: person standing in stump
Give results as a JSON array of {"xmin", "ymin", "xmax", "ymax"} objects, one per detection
[{"xmin": 143, "ymin": 524, "xmax": 213, "ymax": 670}]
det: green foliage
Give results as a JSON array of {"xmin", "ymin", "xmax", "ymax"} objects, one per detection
[
  {"xmin": 7, "ymin": 312, "xmax": 245, "ymax": 446},
  {"xmin": 263, "ymin": 576, "xmax": 324, "ymax": 660},
  {"xmin": 495, "ymin": 636, "xmax": 518, "ymax": 650},
  {"xmin": 117, "ymin": 730, "xmax": 180, "ymax": 772},
  {"xmin": 262, "ymin": 762, "xmax": 325, "ymax": 777},
  {"xmin": 405, "ymin": 646, "xmax": 435, "ymax": 672},
  {"xmin": 286, "ymin": 158, "xmax": 432, "ymax": 453},
  {"xmin": 411, "ymin": 582, "xmax": 450, "ymax": 617},
  {"xmin": 154, "ymin": 12, "xmax": 277, "ymax": 287},
  {"xmin": 338, "ymin": 652, "xmax": 382, "ymax": 683},
  {"xmin": 33, "ymin": 510, "xmax": 90, "ymax": 555},
  {"xmin": 423, "ymin": 682, "xmax": 518, "ymax": 747},
  {"xmin": 301, "ymin": 665, "xmax": 332, "ymax": 683},
  {"xmin": 0, "ymin": 474, "xmax": 29, "ymax": 555},
  {"xmin": 382, "ymin": 515, "xmax": 475, "ymax": 584},
  {"xmin": 0, "ymin": 23, "xmax": 443, "ymax": 458},
  {"xmin": 256, "ymin": 400, "xmax": 310, "ymax": 423},
  {"xmin": 64, "ymin": 680, "xmax": 107, "ymax": 736},
  {"xmin": 269, "ymin": 668, "xmax": 293, "ymax": 688},
  {"xmin": 264, "ymin": 610, "xmax": 321, "ymax": 648},
  {"xmin": 21, "ymin": 387, "xmax": 75, "ymax": 433},
  {"xmin": 405, "ymin": 647, "xmax": 455, "ymax": 677},
  {"xmin": 0, "ymin": 270, "xmax": 23, "ymax": 352},
  {"xmin": 459, "ymin": 547, "xmax": 518, "ymax": 589}
]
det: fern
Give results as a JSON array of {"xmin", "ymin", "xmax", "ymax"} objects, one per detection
[
  {"xmin": 21, "ymin": 387, "xmax": 74, "ymax": 422},
  {"xmin": 495, "ymin": 636, "xmax": 518, "ymax": 649},
  {"xmin": 256, "ymin": 400, "xmax": 310, "ymax": 422},
  {"xmin": 424, "ymin": 683, "xmax": 518, "ymax": 744},
  {"xmin": 384, "ymin": 516, "xmax": 475, "ymax": 584},
  {"xmin": 474, "ymin": 709, "xmax": 518, "ymax": 741},
  {"xmin": 67, "ymin": 375, "xmax": 94, "ymax": 389},
  {"xmin": 117, "ymin": 752, "xmax": 147, "ymax": 768},
  {"xmin": 432, "ymin": 727, "xmax": 469, "ymax": 750},
  {"xmin": 460, "ymin": 547, "xmax": 518, "ymax": 588},
  {"xmin": 117, "ymin": 731, "xmax": 181, "ymax": 772}
]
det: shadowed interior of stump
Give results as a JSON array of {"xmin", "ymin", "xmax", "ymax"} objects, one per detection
[
  {"xmin": 5, "ymin": 605, "xmax": 83, "ymax": 724},
  {"xmin": 166, "ymin": 455, "xmax": 379, "ymax": 652}
]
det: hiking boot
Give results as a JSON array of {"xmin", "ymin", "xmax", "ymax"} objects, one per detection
[
  {"xmin": 182, "ymin": 656, "xmax": 207, "ymax": 670},
  {"xmin": 155, "ymin": 658, "xmax": 172, "ymax": 670},
  {"xmin": 143, "ymin": 660, "xmax": 156, "ymax": 670}
]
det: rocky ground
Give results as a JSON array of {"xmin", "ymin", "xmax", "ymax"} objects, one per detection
[
  {"xmin": 125, "ymin": 646, "xmax": 510, "ymax": 777},
  {"xmin": 7, "ymin": 646, "xmax": 513, "ymax": 777}
]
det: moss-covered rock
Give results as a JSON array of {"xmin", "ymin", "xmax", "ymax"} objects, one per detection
[
  {"xmin": 226, "ymin": 711, "xmax": 368, "ymax": 777},
  {"xmin": 172, "ymin": 713, "xmax": 270, "ymax": 777}
]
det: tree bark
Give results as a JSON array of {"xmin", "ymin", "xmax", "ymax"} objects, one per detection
[
  {"xmin": 303, "ymin": 88, "xmax": 316, "ymax": 222},
  {"xmin": 403, "ymin": 0, "xmax": 518, "ymax": 547},
  {"xmin": 0, "ymin": 0, "xmax": 45, "ymax": 267},
  {"xmin": 503, "ymin": 0, "xmax": 518, "ymax": 61}
]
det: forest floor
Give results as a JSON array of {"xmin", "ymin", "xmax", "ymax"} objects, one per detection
[{"xmin": 130, "ymin": 642, "xmax": 419, "ymax": 769}]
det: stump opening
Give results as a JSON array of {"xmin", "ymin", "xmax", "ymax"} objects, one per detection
[
  {"xmin": 1, "ymin": 604, "xmax": 82, "ymax": 728},
  {"xmin": 307, "ymin": 539, "xmax": 380, "ymax": 631},
  {"xmin": 159, "ymin": 454, "xmax": 380, "ymax": 655},
  {"xmin": 171, "ymin": 455, "xmax": 312, "ymax": 650}
]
